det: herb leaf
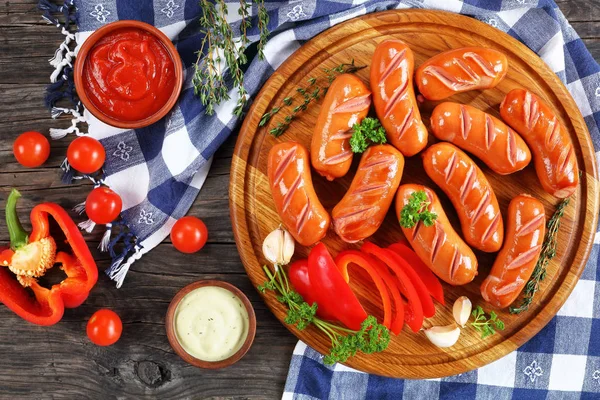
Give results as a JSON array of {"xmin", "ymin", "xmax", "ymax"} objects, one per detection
[
  {"xmin": 258, "ymin": 265, "xmax": 390, "ymax": 365},
  {"xmin": 470, "ymin": 305, "xmax": 505, "ymax": 339},
  {"xmin": 399, "ymin": 190, "xmax": 438, "ymax": 229},
  {"xmin": 349, "ymin": 117, "xmax": 387, "ymax": 153}
]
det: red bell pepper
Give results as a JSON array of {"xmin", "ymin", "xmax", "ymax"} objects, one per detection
[
  {"xmin": 335, "ymin": 250, "xmax": 392, "ymax": 331},
  {"xmin": 288, "ymin": 259, "xmax": 337, "ymax": 321},
  {"xmin": 388, "ymin": 242, "xmax": 445, "ymax": 305},
  {"xmin": 363, "ymin": 254, "xmax": 404, "ymax": 334},
  {"xmin": 308, "ymin": 243, "xmax": 367, "ymax": 330},
  {"xmin": 0, "ymin": 189, "xmax": 98, "ymax": 325},
  {"xmin": 361, "ymin": 242, "xmax": 424, "ymax": 332}
]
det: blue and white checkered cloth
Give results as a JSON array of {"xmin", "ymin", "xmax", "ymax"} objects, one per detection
[{"xmin": 40, "ymin": 0, "xmax": 600, "ymax": 395}]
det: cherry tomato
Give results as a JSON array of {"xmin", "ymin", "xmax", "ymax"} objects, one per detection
[
  {"xmin": 13, "ymin": 131, "xmax": 50, "ymax": 168},
  {"xmin": 86, "ymin": 309, "xmax": 123, "ymax": 346},
  {"xmin": 67, "ymin": 136, "xmax": 106, "ymax": 174},
  {"xmin": 86, "ymin": 187, "xmax": 123, "ymax": 224},
  {"xmin": 170, "ymin": 216, "xmax": 208, "ymax": 254}
]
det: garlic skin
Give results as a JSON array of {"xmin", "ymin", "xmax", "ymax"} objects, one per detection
[
  {"xmin": 262, "ymin": 227, "xmax": 295, "ymax": 266},
  {"xmin": 453, "ymin": 296, "xmax": 472, "ymax": 328},
  {"xmin": 424, "ymin": 324, "xmax": 461, "ymax": 348}
]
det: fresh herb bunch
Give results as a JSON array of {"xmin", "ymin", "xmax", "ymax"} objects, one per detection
[
  {"xmin": 470, "ymin": 305, "xmax": 505, "ymax": 339},
  {"xmin": 349, "ymin": 117, "xmax": 387, "ymax": 153},
  {"xmin": 260, "ymin": 60, "xmax": 367, "ymax": 137},
  {"xmin": 258, "ymin": 265, "xmax": 390, "ymax": 365},
  {"xmin": 399, "ymin": 190, "xmax": 438, "ymax": 229},
  {"xmin": 509, "ymin": 198, "xmax": 570, "ymax": 314},
  {"xmin": 193, "ymin": 0, "xmax": 270, "ymax": 116}
]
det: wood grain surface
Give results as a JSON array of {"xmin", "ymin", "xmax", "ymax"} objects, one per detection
[
  {"xmin": 0, "ymin": 0, "xmax": 598, "ymax": 398},
  {"xmin": 230, "ymin": 10, "xmax": 599, "ymax": 379}
]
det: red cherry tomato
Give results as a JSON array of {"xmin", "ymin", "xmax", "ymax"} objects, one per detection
[
  {"xmin": 86, "ymin": 309, "xmax": 123, "ymax": 346},
  {"xmin": 67, "ymin": 136, "xmax": 106, "ymax": 174},
  {"xmin": 86, "ymin": 187, "xmax": 123, "ymax": 224},
  {"xmin": 13, "ymin": 131, "xmax": 50, "ymax": 168},
  {"xmin": 170, "ymin": 216, "xmax": 208, "ymax": 253}
]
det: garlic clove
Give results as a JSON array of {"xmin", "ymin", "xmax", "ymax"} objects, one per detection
[
  {"xmin": 262, "ymin": 226, "xmax": 295, "ymax": 266},
  {"xmin": 424, "ymin": 324, "xmax": 461, "ymax": 348},
  {"xmin": 452, "ymin": 296, "xmax": 472, "ymax": 328}
]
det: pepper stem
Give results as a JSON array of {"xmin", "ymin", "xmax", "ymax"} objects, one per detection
[{"xmin": 6, "ymin": 189, "xmax": 28, "ymax": 250}]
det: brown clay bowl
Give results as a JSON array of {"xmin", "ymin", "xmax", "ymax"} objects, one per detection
[
  {"xmin": 74, "ymin": 20, "xmax": 183, "ymax": 129},
  {"xmin": 165, "ymin": 280, "xmax": 257, "ymax": 369}
]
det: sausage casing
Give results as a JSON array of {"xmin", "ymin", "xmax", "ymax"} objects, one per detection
[
  {"xmin": 415, "ymin": 47, "xmax": 508, "ymax": 101},
  {"xmin": 333, "ymin": 144, "xmax": 404, "ymax": 243},
  {"xmin": 500, "ymin": 89, "xmax": 579, "ymax": 198},
  {"xmin": 370, "ymin": 40, "xmax": 428, "ymax": 157},
  {"xmin": 268, "ymin": 142, "xmax": 330, "ymax": 246},
  {"xmin": 480, "ymin": 194, "xmax": 546, "ymax": 308},
  {"xmin": 423, "ymin": 143, "xmax": 504, "ymax": 252},
  {"xmin": 395, "ymin": 184, "xmax": 478, "ymax": 285},
  {"xmin": 311, "ymin": 74, "xmax": 371, "ymax": 181},
  {"xmin": 430, "ymin": 102, "xmax": 531, "ymax": 175}
]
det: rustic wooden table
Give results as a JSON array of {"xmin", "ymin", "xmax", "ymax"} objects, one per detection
[{"xmin": 0, "ymin": 1, "xmax": 598, "ymax": 399}]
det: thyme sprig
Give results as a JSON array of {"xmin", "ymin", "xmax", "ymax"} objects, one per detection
[
  {"xmin": 260, "ymin": 59, "xmax": 366, "ymax": 137},
  {"xmin": 258, "ymin": 265, "xmax": 390, "ymax": 365},
  {"xmin": 509, "ymin": 198, "xmax": 570, "ymax": 314},
  {"xmin": 193, "ymin": 0, "xmax": 270, "ymax": 116}
]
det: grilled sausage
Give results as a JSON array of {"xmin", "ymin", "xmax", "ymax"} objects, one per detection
[
  {"xmin": 267, "ymin": 142, "xmax": 330, "ymax": 246},
  {"xmin": 480, "ymin": 194, "xmax": 545, "ymax": 308},
  {"xmin": 415, "ymin": 47, "xmax": 508, "ymax": 101},
  {"xmin": 370, "ymin": 40, "xmax": 428, "ymax": 157},
  {"xmin": 311, "ymin": 74, "xmax": 371, "ymax": 181},
  {"xmin": 332, "ymin": 144, "xmax": 404, "ymax": 242},
  {"xmin": 423, "ymin": 143, "xmax": 504, "ymax": 252},
  {"xmin": 500, "ymin": 89, "xmax": 579, "ymax": 198},
  {"xmin": 395, "ymin": 184, "xmax": 478, "ymax": 285},
  {"xmin": 430, "ymin": 102, "xmax": 531, "ymax": 175}
]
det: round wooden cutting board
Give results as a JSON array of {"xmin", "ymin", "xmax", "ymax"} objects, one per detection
[{"xmin": 229, "ymin": 10, "xmax": 599, "ymax": 378}]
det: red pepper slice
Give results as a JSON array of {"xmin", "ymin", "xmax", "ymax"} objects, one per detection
[
  {"xmin": 388, "ymin": 242, "xmax": 445, "ymax": 305},
  {"xmin": 308, "ymin": 243, "xmax": 367, "ymax": 330},
  {"xmin": 335, "ymin": 250, "xmax": 393, "ymax": 332},
  {"xmin": 288, "ymin": 259, "xmax": 337, "ymax": 321},
  {"xmin": 361, "ymin": 242, "xmax": 424, "ymax": 332}
]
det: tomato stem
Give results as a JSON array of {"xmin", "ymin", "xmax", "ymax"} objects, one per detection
[{"xmin": 6, "ymin": 189, "xmax": 28, "ymax": 250}]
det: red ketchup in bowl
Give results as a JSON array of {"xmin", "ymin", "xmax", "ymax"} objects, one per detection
[{"xmin": 81, "ymin": 27, "xmax": 176, "ymax": 122}]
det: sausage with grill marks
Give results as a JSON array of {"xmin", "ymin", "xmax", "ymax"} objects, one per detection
[
  {"xmin": 332, "ymin": 144, "xmax": 404, "ymax": 243},
  {"xmin": 430, "ymin": 102, "xmax": 531, "ymax": 175},
  {"xmin": 395, "ymin": 184, "xmax": 478, "ymax": 285},
  {"xmin": 500, "ymin": 89, "xmax": 578, "ymax": 198},
  {"xmin": 311, "ymin": 74, "xmax": 371, "ymax": 181},
  {"xmin": 370, "ymin": 40, "xmax": 428, "ymax": 157},
  {"xmin": 423, "ymin": 143, "xmax": 504, "ymax": 252},
  {"xmin": 415, "ymin": 47, "xmax": 508, "ymax": 101},
  {"xmin": 268, "ymin": 142, "xmax": 331, "ymax": 246},
  {"xmin": 480, "ymin": 194, "xmax": 545, "ymax": 308}
]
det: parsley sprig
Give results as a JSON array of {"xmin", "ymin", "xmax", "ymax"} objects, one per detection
[
  {"xmin": 258, "ymin": 265, "xmax": 390, "ymax": 365},
  {"xmin": 349, "ymin": 117, "xmax": 387, "ymax": 153},
  {"xmin": 399, "ymin": 190, "xmax": 438, "ymax": 229},
  {"xmin": 509, "ymin": 198, "xmax": 570, "ymax": 314},
  {"xmin": 470, "ymin": 306, "xmax": 505, "ymax": 339}
]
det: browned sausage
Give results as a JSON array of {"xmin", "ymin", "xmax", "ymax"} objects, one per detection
[
  {"xmin": 332, "ymin": 144, "xmax": 404, "ymax": 243},
  {"xmin": 500, "ymin": 89, "xmax": 579, "ymax": 198},
  {"xmin": 480, "ymin": 194, "xmax": 546, "ymax": 308},
  {"xmin": 395, "ymin": 184, "xmax": 478, "ymax": 285},
  {"xmin": 423, "ymin": 143, "xmax": 504, "ymax": 252},
  {"xmin": 267, "ymin": 142, "xmax": 330, "ymax": 246},
  {"xmin": 430, "ymin": 102, "xmax": 531, "ymax": 175},
  {"xmin": 370, "ymin": 40, "xmax": 428, "ymax": 157},
  {"xmin": 415, "ymin": 47, "xmax": 508, "ymax": 101},
  {"xmin": 311, "ymin": 74, "xmax": 371, "ymax": 181}
]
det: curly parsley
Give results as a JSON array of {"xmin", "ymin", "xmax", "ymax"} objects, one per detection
[
  {"xmin": 470, "ymin": 305, "xmax": 505, "ymax": 339},
  {"xmin": 258, "ymin": 265, "xmax": 390, "ymax": 365},
  {"xmin": 399, "ymin": 190, "xmax": 438, "ymax": 229},
  {"xmin": 349, "ymin": 117, "xmax": 387, "ymax": 153}
]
